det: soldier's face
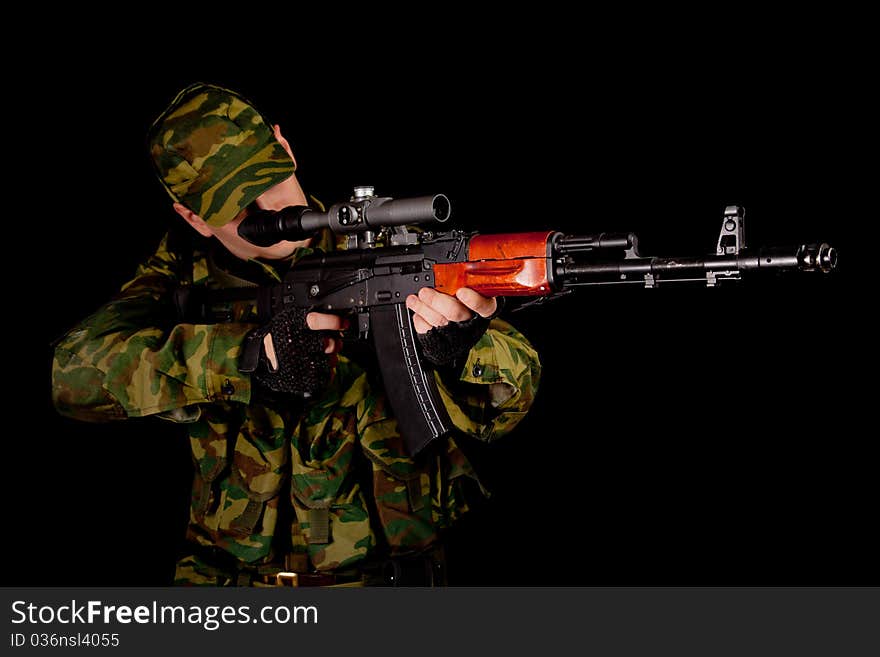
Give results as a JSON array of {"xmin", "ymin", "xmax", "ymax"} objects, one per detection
[
  {"xmin": 175, "ymin": 125, "xmax": 310, "ymax": 260},
  {"xmin": 209, "ymin": 172, "xmax": 311, "ymax": 261},
  {"xmin": 209, "ymin": 124, "xmax": 311, "ymax": 260}
]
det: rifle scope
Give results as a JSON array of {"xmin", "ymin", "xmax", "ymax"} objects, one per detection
[{"xmin": 238, "ymin": 191, "xmax": 450, "ymax": 247}]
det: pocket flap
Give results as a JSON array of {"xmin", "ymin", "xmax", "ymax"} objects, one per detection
[{"xmin": 359, "ymin": 417, "xmax": 423, "ymax": 481}]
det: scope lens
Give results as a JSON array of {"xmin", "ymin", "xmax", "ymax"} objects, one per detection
[
  {"xmin": 822, "ymin": 245, "xmax": 838, "ymax": 271},
  {"xmin": 432, "ymin": 195, "xmax": 451, "ymax": 222}
]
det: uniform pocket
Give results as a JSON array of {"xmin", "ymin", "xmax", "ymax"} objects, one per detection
[
  {"xmin": 288, "ymin": 404, "xmax": 374, "ymax": 571},
  {"xmin": 220, "ymin": 425, "xmax": 287, "ymax": 541},
  {"xmin": 188, "ymin": 407, "xmax": 288, "ymax": 564},
  {"xmin": 189, "ymin": 427, "xmax": 229, "ymax": 531},
  {"xmin": 359, "ymin": 417, "xmax": 446, "ymax": 554}
]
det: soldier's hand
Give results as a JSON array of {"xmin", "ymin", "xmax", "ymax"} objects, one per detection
[
  {"xmin": 405, "ymin": 287, "xmax": 497, "ymax": 335},
  {"xmin": 243, "ymin": 308, "xmax": 347, "ymax": 399},
  {"xmin": 264, "ymin": 312, "xmax": 347, "ymax": 370},
  {"xmin": 407, "ymin": 287, "xmax": 497, "ymax": 367}
]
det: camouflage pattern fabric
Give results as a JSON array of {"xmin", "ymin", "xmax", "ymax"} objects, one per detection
[
  {"xmin": 148, "ymin": 83, "xmax": 295, "ymax": 227},
  {"xmin": 52, "ymin": 232, "xmax": 541, "ymax": 585}
]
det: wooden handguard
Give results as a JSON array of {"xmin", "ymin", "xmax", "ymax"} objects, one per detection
[{"xmin": 432, "ymin": 231, "xmax": 556, "ymax": 297}]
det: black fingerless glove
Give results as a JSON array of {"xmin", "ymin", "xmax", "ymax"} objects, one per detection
[
  {"xmin": 416, "ymin": 313, "xmax": 491, "ymax": 368},
  {"xmin": 240, "ymin": 307, "xmax": 330, "ymax": 399}
]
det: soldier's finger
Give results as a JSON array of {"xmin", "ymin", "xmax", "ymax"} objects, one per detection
[
  {"xmin": 405, "ymin": 294, "xmax": 448, "ymax": 328},
  {"xmin": 306, "ymin": 312, "xmax": 348, "ymax": 331},
  {"xmin": 412, "ymin": 314, "xmax": 432, "ymax": 335},
  {"xmin": 455, "ymin": 287, "xmax": 498, "ymax": 318},
  {"xmin": 417, "ymin": 287, "xmax": 473, "ymax": 322},
  {"xmin": 263, "ymin": 334, "xmax": 278, "ymax": 371}
]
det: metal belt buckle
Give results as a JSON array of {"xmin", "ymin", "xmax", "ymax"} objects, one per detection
[{"xmin": 274, "ymin": 571, "xmax": 300, "ymax": 587}]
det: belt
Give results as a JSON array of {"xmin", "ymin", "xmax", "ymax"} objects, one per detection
[
  {"xmin": 253, "ymin": 571, "xmax": 365, "ymax": 588},
  {"xmin": 190, "ymin": 546, "xmax": 446, "ymax": 587},
  {"xmin": 252, "ymin": 553, "xmax": 446, "ymax": 587}
]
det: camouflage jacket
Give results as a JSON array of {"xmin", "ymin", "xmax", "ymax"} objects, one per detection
[{"xmin": 52, "ymin": 230, "xmax": 541, "ymax": 584}]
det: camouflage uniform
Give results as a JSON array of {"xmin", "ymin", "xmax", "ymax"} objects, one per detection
[{"xmin": 51, "ymin": 84, "xmax": 541, "ymax": 585}]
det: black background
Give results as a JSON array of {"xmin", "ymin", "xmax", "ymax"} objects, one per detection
[{"xmin": 13, "ymin": 12, "xmax": 868, "ymax": 586}]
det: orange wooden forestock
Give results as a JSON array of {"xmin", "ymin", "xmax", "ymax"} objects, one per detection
[{"xmin": 433, "ymin": 231, "xmax": 556, "ymax": 297}]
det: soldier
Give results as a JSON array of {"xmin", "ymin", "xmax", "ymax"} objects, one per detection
[{"xmin": 51, "ymin": 83, "xmax": 541, "ymax": 586}]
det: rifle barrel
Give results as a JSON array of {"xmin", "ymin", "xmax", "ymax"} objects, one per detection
[{"xmin": 558, "ymin": 243, "xmax": 837, "ymax": 283}]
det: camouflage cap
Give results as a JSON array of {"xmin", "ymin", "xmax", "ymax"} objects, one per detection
[{"xmin": 148, "ymin": 82, "xmax": 295, "ymax": 227}]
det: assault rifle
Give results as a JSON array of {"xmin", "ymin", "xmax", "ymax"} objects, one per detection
[{"xmin": 235, "ymin": 186, "xmax": 837, "ymax": 456}]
